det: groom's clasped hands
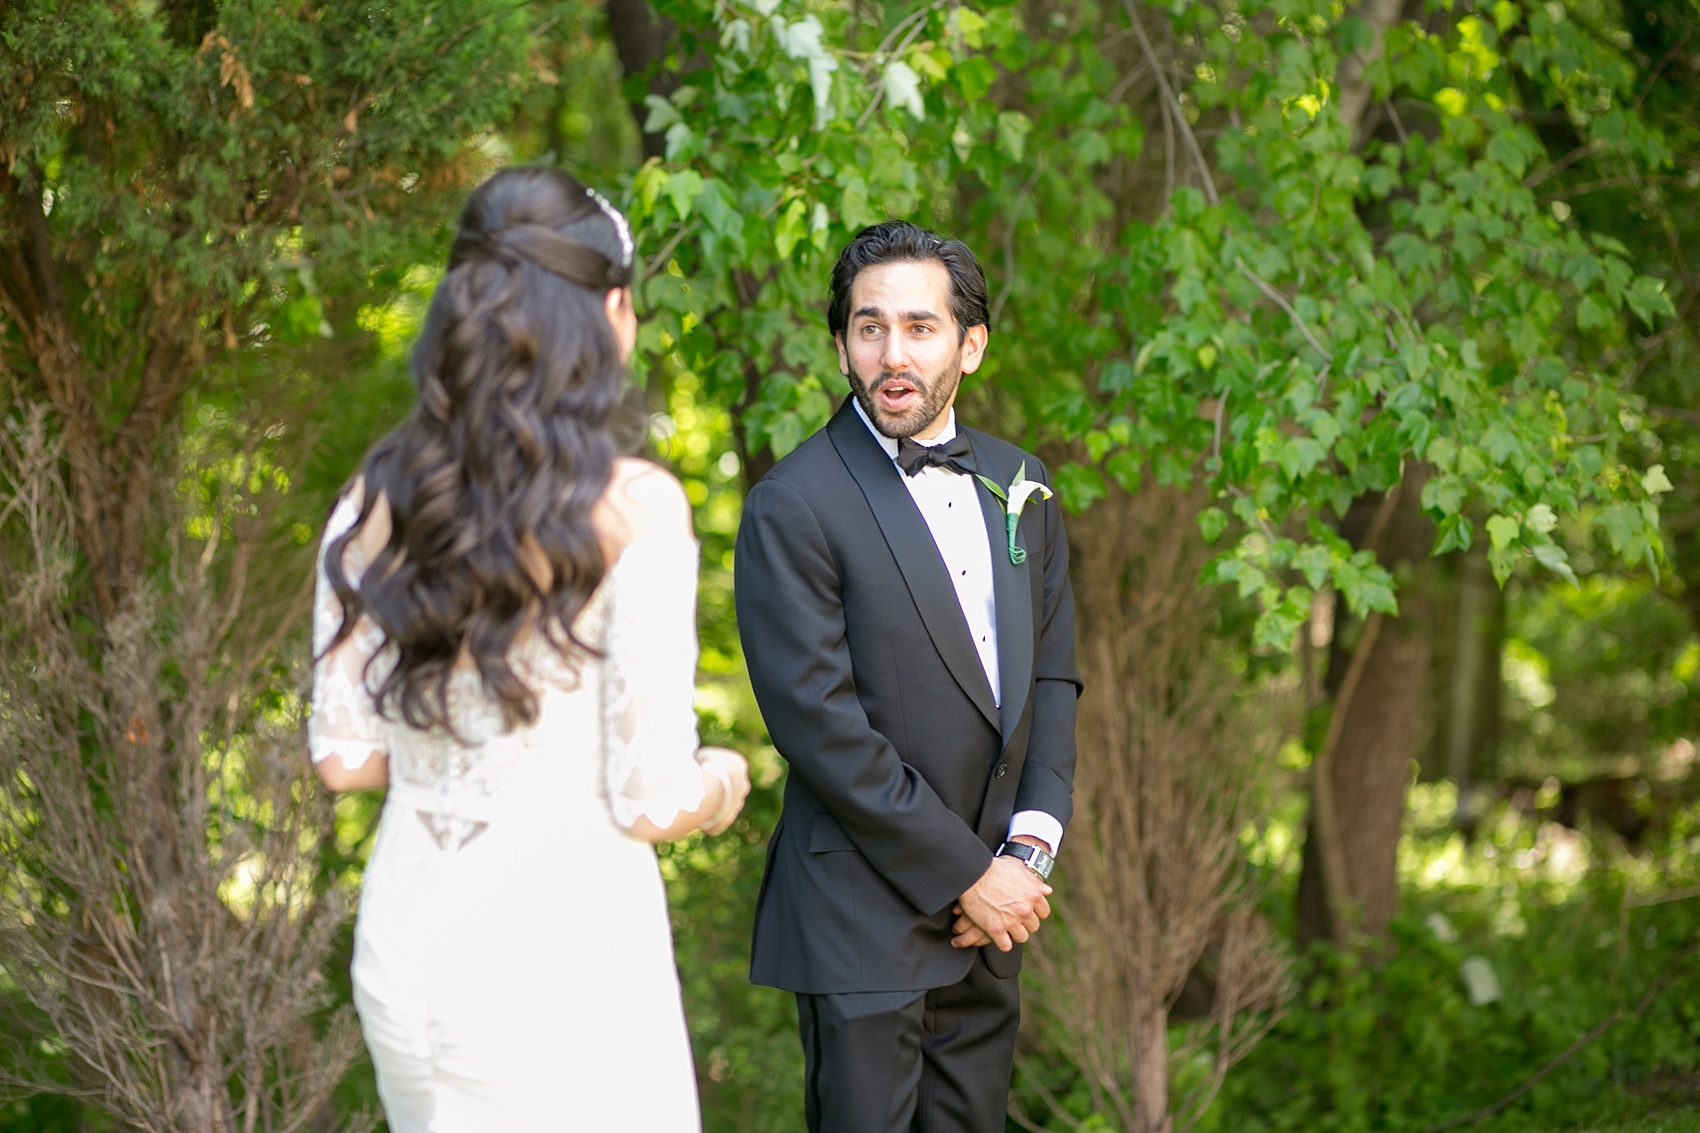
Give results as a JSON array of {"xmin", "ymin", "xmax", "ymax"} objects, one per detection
[{"xmin": 949, "ymin": 845, "xmax": 1054, "ymax": 952}]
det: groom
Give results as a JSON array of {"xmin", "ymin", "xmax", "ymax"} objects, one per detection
[{"xmin": 735, "ymin": 221, "xmax": 1080, "ymax": 1132}]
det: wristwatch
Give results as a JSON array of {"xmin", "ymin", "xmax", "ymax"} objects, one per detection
[{"xmin": 995, "ymin": 841, "xmax": 1055, "ymax": 881}]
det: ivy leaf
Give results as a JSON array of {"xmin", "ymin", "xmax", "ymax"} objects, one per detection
[
  {"xmin": 1597, "ymin": 502, "xmax": 1636, "ymax": 553},
  {"xmin": 810, "ymin": 202, "xmax": 830, "ymax": 252},
  {"xmin": 953, "ymin": 57, "xmax": 997, "ymax": 102},
  {"xmin": 1053, "ymin": 462, "xmax": 1106, "ymax": 513},
  {"xmin": 1489, "ymin": 545, "xmax": 1518, "ymax": 586},
  {"xmin": 662, "ymin": 169, "xmax": 704, "ymax": 223},
  {"xmin": 643, "ymin": 94, "xmax": 683, "ymax": 133},
  {"xmin": 1525, "ymin": 503, "xmax": 1557, "ymax": 534},
  {"xmin": 951, "ymin": 6, "xmax": 988, "ymax": 47},
  {"xmin": 996, "ymin": 110, "xmax": 1031, "ymax": 162},
  {"xmin": 1254, "ymin": 588, "xmax": 1313, "ymax": 652},
  {"xmin": 1291, "ymin": 543, "xmax": 1333, "ymax": 589},
  {"xmin": 1576, "ymin": 294, "xmax": 1611, "ymax": 333},
  {"xmin": 774, "ymin": 199, "xmax": 808, "ymax": 260},
  {"xmin": 766, "ymin": 411, "xmax": 805, "ymax": 457},
  {"xmin": 1213, "ymin": 557, "xmax": 1269, "ymax": 600},
  {"xmin": 1642, "ymin": 464, "xmax": 1673, "ymax": 495},
  {"xmin": 882, "ymin": 60, "xmax": 925, "ymax": 120},
  {"xmin": 1197, "ymin": 507, "xmax": 1228, "ymax": 544},
  {"xmin": 1482, "ymin": 425, "xmax": 1518, "ymax": 465},
  {"xmin": 776, "ymin": 15, "xmax": 827, "ymax": 60},
  {"xmin": 808, "ymin": 56, "xmax": 838, "ymax": 128},
  {"xmin": 951, "ymin": 118, "xmax": 975, "ymax": 163},
  {"xmin": 1625, "ymin": 275, "xmax": 1675, "ymax": 325},
  {"xmin": 1485, "ymin": 130, "xmax": 1532, "ymax": 179},
  {"xmin": 1486, "ymin": 514, "xmax": 1520, "ymax": 549},
  {"xmin": 1433, "ymin": 513, "xmax": 1473, "ymax": 554},
  {"xmin": 696, "ymin": 179, "xmax": 742, "ymax": 240},
  {"xmin": 1531, "ymin": 541, "xmax": 1579, "ymax": 585},
  {"xmin": 1333, "ymin": 556, "xmax": 1397, "ymax": 616},
  {"xmin": 1104, "ymin": 450, "xmax": 1143, "ymax": 493},
  {"xmin": 1423, "ymin": 474, "xmax": 1465, "ymax": 516},
  {"xmin": 1338, "ymin": 15, "xmax": 1375, "ymax": 53}
]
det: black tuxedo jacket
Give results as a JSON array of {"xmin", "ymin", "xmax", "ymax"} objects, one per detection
[{"xmin": 736, "ymin": 400, "xmax": 1080, "ymax": 995}]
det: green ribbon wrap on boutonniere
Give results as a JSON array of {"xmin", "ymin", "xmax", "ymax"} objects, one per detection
[{"xmin": 975, "ymin": 462, "xmax": 1055, "ymax": 565}]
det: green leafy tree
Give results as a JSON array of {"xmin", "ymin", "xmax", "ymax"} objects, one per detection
[
  {"xmin": 0, "ymin": 2, "xmax": 559, "ymax": 1127},
  {"xmin": 623, "ymin": 0, "xmax": 1672, "ymax": 634},
  {"xmin": 604, "ymin": 0, "xmax": 1682, "ymax": 1124}
]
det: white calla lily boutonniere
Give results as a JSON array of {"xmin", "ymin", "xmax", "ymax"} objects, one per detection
[{"xmin": 975, "ymin": 462, "xmax": 1054, "ymax": 565}]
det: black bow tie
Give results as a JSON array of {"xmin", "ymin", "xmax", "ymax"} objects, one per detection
[{"xmin": 895, "ymin": 433, "xmax": 976, "ymax": 477}]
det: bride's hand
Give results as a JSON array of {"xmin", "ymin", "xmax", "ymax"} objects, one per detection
[{"xmin": 696, "ymin": 746, "xmax": 751, "ymax": 835}]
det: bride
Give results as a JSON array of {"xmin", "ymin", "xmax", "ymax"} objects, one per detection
[{"xmin": 307, "ymin": 166, "xmax": 749, "ymax": 1132}]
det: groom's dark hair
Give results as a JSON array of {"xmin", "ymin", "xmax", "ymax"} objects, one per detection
[{"xmin": 827, "ymin": 220, "xmax": 989, "ymax": 343}]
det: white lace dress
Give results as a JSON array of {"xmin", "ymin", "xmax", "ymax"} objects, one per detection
[{"xmin": 309, "ymin": 494, "xmax": 706, "ymax": 1132}]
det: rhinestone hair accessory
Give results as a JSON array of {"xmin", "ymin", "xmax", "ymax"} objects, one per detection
[{"xmin": 586, "ymin": 188, "xmax": 634, "ymax": 271}]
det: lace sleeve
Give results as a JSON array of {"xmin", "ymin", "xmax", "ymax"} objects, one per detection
[
  {"xmin": 308, "ymin": 493, "xmax": 387, "ymax": 769},
  {"xmin": 601, "ymin": 528, "xmax": 706, "ymax": 831}
]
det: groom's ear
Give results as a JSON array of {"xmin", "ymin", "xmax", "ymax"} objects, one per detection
[
  {"xmin": 958, "ymin": 323, "xmax": 988, "ymax": 375},
  {"xmin": 834, "ymin": 333, "xmax": 849, "ymax": 376}
]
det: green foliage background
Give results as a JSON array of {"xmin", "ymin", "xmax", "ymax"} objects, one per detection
[{"xmin": 4, "ymin": 0, "xmax": 1700, "ymax": 1129}]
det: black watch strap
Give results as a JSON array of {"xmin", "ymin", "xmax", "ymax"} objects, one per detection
[{"xmin": 995, "ymin": 840, "xmax": 1055, "ymax": 880}]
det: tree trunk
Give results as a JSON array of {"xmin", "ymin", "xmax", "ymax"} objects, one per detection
[
  {"xmin": 1442, "ymin": 545, "xmax": 1502, "ymax": 831},
  {"xmin": 1334, "ymin": 0, "xmax": 1415, "ymax": 145},
  {"xmin": 1133, "ymin": 1002, "xmax": 1173, "ymax": 1133},
  {"xmin": 604, "ymin": 0, "xmax": 683, "ymax": 160},
  {"xmin": 1331, "ymin": 589, "xmax": 1432, "ymax": 938},
  {"xmin": 1297, "ymin": 469, "xmax": 1436, "ymax": 945}
]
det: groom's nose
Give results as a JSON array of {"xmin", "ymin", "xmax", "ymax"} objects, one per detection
[{"xmin": 881, "ymin": 330, "xmax": 910, "ymax": 371}]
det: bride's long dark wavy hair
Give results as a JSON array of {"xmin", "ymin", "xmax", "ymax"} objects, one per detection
[{"xmin": 322, "ymin": 166, "xmax": 637, "ymax": 732}]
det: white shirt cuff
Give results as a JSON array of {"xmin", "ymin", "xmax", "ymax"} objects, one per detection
[{"xmin": 1007, "ymin": 810, "xmax": 1063, "ymax": 855}]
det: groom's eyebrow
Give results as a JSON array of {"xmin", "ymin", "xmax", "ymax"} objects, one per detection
[{"xmin": 853, "ymin": 305, "xmax": 942, "ymax": 323}]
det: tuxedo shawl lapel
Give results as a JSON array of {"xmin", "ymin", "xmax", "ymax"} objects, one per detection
[
  {"xmin": 965, "ymin": 432, "xmax": 1034, "ymax": 749},
  {"xmin": 827, "ymin": 404, "xmax": 1000, "ymax": 733}
]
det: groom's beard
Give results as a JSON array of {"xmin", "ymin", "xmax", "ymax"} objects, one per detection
[{"xmin": 847, "ymin": 354, "xmax": 964, "ymax": 440}]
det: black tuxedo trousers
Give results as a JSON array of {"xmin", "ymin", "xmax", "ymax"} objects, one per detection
[{"xmin": 735, "ymin": 402, "xmax": 1080, "ymax": 1131}]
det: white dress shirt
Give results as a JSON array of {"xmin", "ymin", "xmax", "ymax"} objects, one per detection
[{"xmin": 854, "ymin": 400, "xmax": 1063, "ymax": 854}]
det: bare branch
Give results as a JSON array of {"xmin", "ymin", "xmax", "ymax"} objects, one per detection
[
  {"xmin": 1123, "ymin": 0, "xmax": 1219, "ymax": 207},
  {"xmin": 643, "ymin": 220, "xmax": 697, "ymax": 282},
  {"xmin": 1237, "ymin": 261, "xmax": 1334, "ymax": 363},
  {"xmin": 991, "ymin": 167, "xmax": 1044, "ymax": 330},
  {"xmin": 1023, "ymin": 478, "xmax": 1293, "ymax": 1132}
]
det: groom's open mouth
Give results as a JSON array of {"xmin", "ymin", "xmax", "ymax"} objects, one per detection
[{"xmin": 875, "ymin": 378, "xmax": 920, "ymax": 414}]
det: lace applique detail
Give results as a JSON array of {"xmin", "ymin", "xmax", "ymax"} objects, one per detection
[
  {"xmin": 309, "ymin": 494, "xmax": 388, "ymax": 770},
  {"xmin": 308, "ymin": 491, "xmax": 708, "ymax": 839}
]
